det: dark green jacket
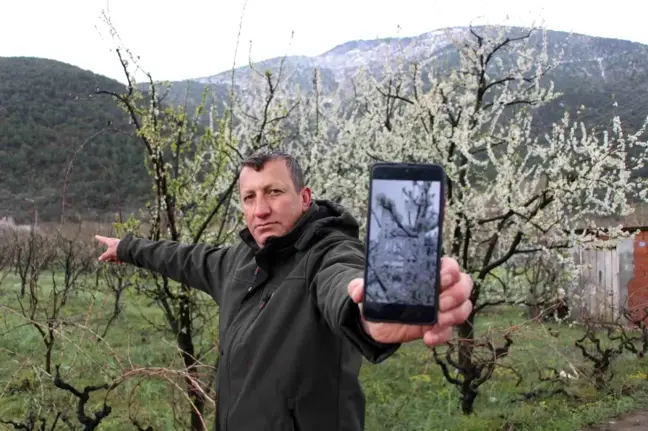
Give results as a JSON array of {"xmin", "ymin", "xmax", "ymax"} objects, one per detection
[{"xmin": 116, "ymin": 200, "xmax": 400, "ymax": 430}]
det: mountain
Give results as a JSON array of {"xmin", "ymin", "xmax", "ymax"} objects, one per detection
[
  {"xmin": 189, "ymin": 26, "xmax": 648, "ymax": 133},
  {"xmin": 0, "ymin": 57, "xmax": 151, "ymax": 223},
  {"xmin": 3, "ymin": 26, "xmax": 648, "ymax": 223},
  {"xmin": 193, "ymin": 28, "xmax": 465, "ymax": 92}
]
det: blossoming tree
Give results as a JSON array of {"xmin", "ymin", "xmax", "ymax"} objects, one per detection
[
  {"xmin": 302, "ymin": 25, "xmax": 648, "ymax": 413},
  {"xmin": 94, "ymin": 13, "xmax": 315, "ymax": 429}
]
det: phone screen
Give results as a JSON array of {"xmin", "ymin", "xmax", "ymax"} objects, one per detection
[{"xmin": 365, "ymin": 178, "xmax": 442, "ymax": 310}]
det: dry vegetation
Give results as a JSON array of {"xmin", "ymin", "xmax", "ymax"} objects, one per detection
[{"xmin": 1, "ymin": 223, "xmax": 648, "ymax": 430}]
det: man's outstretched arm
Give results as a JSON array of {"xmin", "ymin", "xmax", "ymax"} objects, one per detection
[
  {"xmin": 96, "ymin": 233, "xmax": 231, "ymax": 304},
  {"xmin": 309, "ymin": 235, "xmax": 474, "ymax": 360},
  {"xmin": 307, "ymin": 235, "xmax": 400, "ymax": 364}
]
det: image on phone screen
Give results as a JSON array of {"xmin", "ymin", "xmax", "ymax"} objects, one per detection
[{"xmin": 365, "ymin": 179, "xmax": 441, "ymax": 307}]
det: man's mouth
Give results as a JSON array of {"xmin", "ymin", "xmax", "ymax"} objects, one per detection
[{"xmin": 255, "ymin": 222, "xmax": 276, "ymax": 230}]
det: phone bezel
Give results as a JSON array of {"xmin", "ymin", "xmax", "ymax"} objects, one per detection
[{"xmin": 361, "ymin": 162, "xmax": 446, "ymax": 326}]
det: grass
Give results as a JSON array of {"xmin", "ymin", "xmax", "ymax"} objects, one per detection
[
  {"xmin": 362, "ymin": 307, "xmax": 648, "ymax": 430},
  {"xmin": 1, "ymin": 273, "xmax": 648, "ymax": 430}
]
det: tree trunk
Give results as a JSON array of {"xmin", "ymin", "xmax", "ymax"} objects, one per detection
[
  {"xmin": 457, "ymin": 312, "xmax": 477, "ymax": 414},
  {"xmin": 187, "ymin": 372, "xmax": 206, "ymax": 431},
  {"xmin": 178, "ymin": 295, "xmax": 206, "ymax": 431},
  {"xmin": 179, "ymin": 330, "xmax": 205, "ymax": 430},
  {"xmin": 527, "ymin": 304, "xmax": 542, "ymax": 321}
]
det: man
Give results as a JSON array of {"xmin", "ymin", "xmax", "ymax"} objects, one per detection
[{"xmin": 96, "ymin": 150, "xmax": 473, "ymax": 431}]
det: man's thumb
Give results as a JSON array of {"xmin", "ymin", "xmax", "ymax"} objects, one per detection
[{"xmin": 347, "ymin": 278, "xmax": 364, "ymax": 304}]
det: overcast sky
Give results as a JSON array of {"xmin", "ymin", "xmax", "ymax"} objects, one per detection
[{"xmin": 1, "ymin": 0, "xmax": 646, "ymax": 84}]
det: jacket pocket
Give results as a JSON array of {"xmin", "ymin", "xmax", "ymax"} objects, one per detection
[{"xmin": 237, "ymin": 291, "xmax": 274, "ymax": 341}]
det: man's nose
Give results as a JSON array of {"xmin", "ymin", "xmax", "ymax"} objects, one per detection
[{"xmin": 254, "ymin": 197, "xmax": 271, "ymax": 218}]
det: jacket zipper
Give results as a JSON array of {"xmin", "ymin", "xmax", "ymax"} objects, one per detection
[
  {"xmin": 289, "ymin": 407, "xmax": 301, "ymax": 431},
  {"xmin": 223, "ymin": 267, "xmax": 259, "ymax": 430},
  {"xmin": 223, "ymin": 267, "xmax": 273, "ymax": 430},
  {"xmin": 259, "ymin": 292, "xmax": 273, "ymax": 310}
]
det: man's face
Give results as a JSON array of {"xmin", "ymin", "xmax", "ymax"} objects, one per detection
[{"xmin": 239, "ymin": 158, "xmax": 311, "ymax": 247}]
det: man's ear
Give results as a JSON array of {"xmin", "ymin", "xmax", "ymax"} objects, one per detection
[{"xmin": 300, "ymin": 187, "xmax": 312, "ymax": 210}]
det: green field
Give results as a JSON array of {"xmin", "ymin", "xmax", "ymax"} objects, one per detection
[{"xmin": 1, "ymin": 272, "xmax": 647, "ymax": 431}]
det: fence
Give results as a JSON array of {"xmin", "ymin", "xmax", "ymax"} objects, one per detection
[{"xmin": 569, "ymin": 234, "xmax": 648, "ymax": 326}]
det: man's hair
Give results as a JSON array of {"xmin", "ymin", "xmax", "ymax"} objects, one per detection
[{"xmin": 241, "ymin": 150, "xmax": 305, "ymax": 191}]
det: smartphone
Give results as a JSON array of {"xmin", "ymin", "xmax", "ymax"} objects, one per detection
[{"xmin": 361, "ymin": 162, "xmax": 445, "ymax": 325}]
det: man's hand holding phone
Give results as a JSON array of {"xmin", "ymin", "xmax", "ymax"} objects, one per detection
[{"xmin": 349, "ymin": 256, "xmax": 473, "ymax": 347}]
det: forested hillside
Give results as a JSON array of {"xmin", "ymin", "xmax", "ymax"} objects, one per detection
[
  {"xmin": 0, "ymin": 57, "xmax": 149, "ymax": 223},
  {"xmin": 3, "ymin": 26, "xmax": 648, "ymax": 222}
]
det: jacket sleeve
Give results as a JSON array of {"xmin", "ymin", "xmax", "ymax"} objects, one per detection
[
  {"xmin": 116, "ymin": 233, "xmax": 231, "ymax": 304},
  {"xmin": 308, "ymin": 235, "xmax": 400, "ymax": 364}
]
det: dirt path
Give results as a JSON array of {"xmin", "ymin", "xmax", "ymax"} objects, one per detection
[{"xmin": 582, "ymin": 410, "xmax": 648, "ymax": 430}]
